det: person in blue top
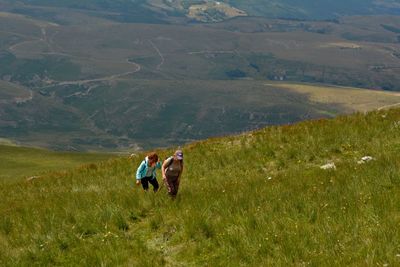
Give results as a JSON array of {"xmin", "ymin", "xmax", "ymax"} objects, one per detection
[{"xmin": 136, "ymin": 152, "xmax": 161, "ymax": 192}]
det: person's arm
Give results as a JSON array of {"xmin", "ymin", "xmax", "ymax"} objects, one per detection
[
  {"xmin": 177, "ymin": 163, "xmax": 183, "ymax": 185},
  {"xmin": 152, "ymin": 161, "xmax": 162, "ymax": 178},
  {"xmin": 155, "ymin": 161, "xmax": 162, "ymax": 169},
  {"xmin": 162, "ymin": 157, "xmax": 172, "ymax": 180},
  {"xmin": 136, "ymin": 161, "xmax": 145, "ymax": 185},
  {"xmin": 161, "ymin": 160, "xmax": 168, "ymax": 180}
]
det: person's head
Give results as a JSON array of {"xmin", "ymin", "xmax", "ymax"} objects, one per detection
[
  {"xmin": 147, "ymin": 152, "xmax": 158, "ymax": 165},
  {"xmin": 174, "ymin": 150, "xmax": 183, "ymax": 161}
]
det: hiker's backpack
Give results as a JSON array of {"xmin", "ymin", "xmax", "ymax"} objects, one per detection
[{"xmin": 164, "ymin": 156, "xmax": 183, "ymax": 176}]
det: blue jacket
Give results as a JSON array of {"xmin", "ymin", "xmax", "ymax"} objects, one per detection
[{"xmin": 136, "ymin": 157, "xmax": 161, "ymax": 180}]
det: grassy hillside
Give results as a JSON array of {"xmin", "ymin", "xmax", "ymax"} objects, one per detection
[
  {"xmin": 0, "ymin": 145, "xmax": 115, "ymax": 182},
  {"xmin": 1, "ymin": 108, "xmax": 399, "ymax": 266}
]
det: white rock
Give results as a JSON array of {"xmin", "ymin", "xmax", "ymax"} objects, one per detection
[
  {"xmin": 26, "ymin": 176, "xmax": 40, "ymax": 181},
  {"xmin": 361, "ymin": 156, "xmax": 374, "ymax": 162},
  {"xmin": 358, "ymin": 156, "xmax": 374, "ymax": 164},
  {"xmin": 320, "ymin": 163, "xmax": 336, "ymax": 170}
]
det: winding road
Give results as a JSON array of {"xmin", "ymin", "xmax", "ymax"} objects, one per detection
[
  {"xmin": 39, "ymin": 59, "xmax": 141, "ymax": 89},
  {"xmin": 6, "ymin": 27, "xmax": 142, "ymax": 89}
]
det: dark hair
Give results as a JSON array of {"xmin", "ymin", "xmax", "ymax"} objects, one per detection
[{"xmin": 147, "ymin": 152, "xmax": 158, "ymax": 162}]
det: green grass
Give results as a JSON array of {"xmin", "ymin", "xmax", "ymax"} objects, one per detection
[
  {"xmin": 1, "ymin": 108, "xmax": 400, "ymax": 265},
  {"xmin": 0, "ymin": 145, "xmax": 115, "ymax": 182}
]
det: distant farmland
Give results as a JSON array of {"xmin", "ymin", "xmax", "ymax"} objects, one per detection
[{"xmin": 1, "ymin": 6, "xmax": 400, "ymax": 150}]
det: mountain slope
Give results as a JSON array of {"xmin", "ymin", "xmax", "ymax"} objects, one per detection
[
  {"xmin": 0, "ymin": 144, "xmax": 115, "ymax": 182},
  {"xmin": 1, "ymin": 108, "xmax": 399, "ymax": 266},
  {"xmin": 2, "ymin": 0, "xmax": 400, "ymax": 22},
  {"xmin": 225, "ymin": 0, "xmax": 400, "ymax": 19}
]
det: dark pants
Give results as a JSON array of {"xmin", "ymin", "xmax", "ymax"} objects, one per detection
[
  {"xmin": 164, "ymin": 175, "xmax": 179, "ymax": 197},
  {"xmin": 141, "ymin": 176, "xmax": 159, "ymax": 192}
]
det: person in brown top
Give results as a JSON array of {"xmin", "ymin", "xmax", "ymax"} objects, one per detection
[{"xmin": 162, "ymin": 150, "xmax": 184, "ymax": 198}]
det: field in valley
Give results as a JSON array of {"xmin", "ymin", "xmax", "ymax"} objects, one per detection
[{"xmin": 268, "ymin": 82, "xmax": 400, "ymax": 113}]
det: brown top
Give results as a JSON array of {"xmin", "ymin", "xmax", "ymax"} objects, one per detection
[{"xmin": 165, "ymin": 157, "xmax": 182, "ymax": 177}]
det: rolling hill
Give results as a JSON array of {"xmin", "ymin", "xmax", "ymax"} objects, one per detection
[
  {"xmin": 0, "ymin": 144, "xmax": 116, "ymax": 182},
  {"xmin": 1, "ymin": 108, "xmax": 399, "ymax": 265},
  {"xmin": 2, "ymin": 0, "xmax": 400, "ymax": 22}
]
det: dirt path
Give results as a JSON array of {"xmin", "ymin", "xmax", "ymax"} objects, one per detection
[
  {"xmin": 9, "ymin": 38, "xmax": 142, "ymax": 88},
  {"xmin": 149, "ymin": 40, "xmax": 165, "ymax": 70},
  {"xmin": 188, "ymin": 50, "xmax": 235, "ymax": 55},
  {"xmin": 8, "ymin": 39, "xmax": 43, "ymax": 51},
  {"xmin": 55, "ymin": 69, "xmax": 139, "ymax": 86},
  {"xmin": 7, "ymin": 27, "xmax": 141, "ymax": 88},
  {"xmin": 7, "ymin": 26, "xmax": 51, "ymax": 52},
  {"xmin": 0, "ymin": 30, "xmax": 36, "ymax": 39},
  {"xmin": 38, "ymin": 59, "xmax": 141, "ymax": 89},
  {"xmin": 378, "ymin": 102, "xmax": 400, "ymax": 111}
]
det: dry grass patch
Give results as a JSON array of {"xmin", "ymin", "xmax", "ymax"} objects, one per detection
[
  {"xmin": 187, "ymin": 2, "xmax": 247, "ymax": 22},
  {"xmin": 0, "ymin": 81, "xmax": 31, "ymax": 102},
  {"xmin": 268, "ymin": 82, "xmax": 400, "ymax": 113}
]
